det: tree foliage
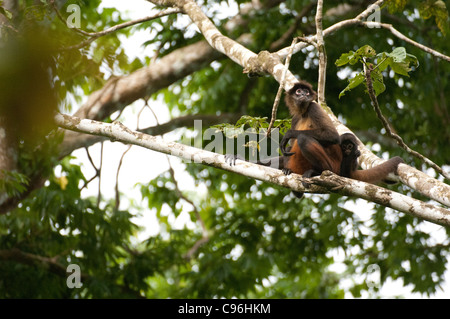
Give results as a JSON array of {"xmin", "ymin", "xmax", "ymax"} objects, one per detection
[{"xmin": 0, "ymin": 0, "xmax": 449, "ymax": 298}]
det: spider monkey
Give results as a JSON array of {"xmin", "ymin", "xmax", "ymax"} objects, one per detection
[
  {"xmin": 226, "ymin": 81, "xmax": 403, "ymax": 197},
  {"xmin": 226, "ymin": 81, "xmax": 342, "ymax": 198},
  {"xmin": 339, "ymin": 133, "xmax": 404, "ymax": 183},
  {"xmin": 278, "ymin": 81, "xmax": 342, "ymax": 197},
  {"xmin": 340, "ymin": 133, "xmax": 361, "ymax": 178}
]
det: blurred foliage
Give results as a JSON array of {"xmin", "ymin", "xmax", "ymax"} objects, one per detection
[{"xmin": 0, "ymin": 0, "xmax": 449, "ymax": 299}]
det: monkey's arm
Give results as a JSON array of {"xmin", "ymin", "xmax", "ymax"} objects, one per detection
[{"xmin": 280, "ymin": 129, "xmax": 340, "ymax": 156}]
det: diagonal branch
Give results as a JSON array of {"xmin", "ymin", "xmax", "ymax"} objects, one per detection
[
  {"xmin": 149, "ymin": 0, "xmax": 298, "ymax": 87},
  {"xmin": 50, "ymin": 0, "xmax": 182, "ymax": 50},
  {"xmin": 266, "ymin": 37, "xmax": 298, "ymax": 136},
  {"xmin": 55, "ymin": 113, "xmax": 450, "ymax": 227},
  {"xmin": 364, "ymin": 21, "xmax": 450, "ymax": 63},
  {"xmin": 60, "ymin": 112, "xmax": 242, "ymax": 157},
  {"xmin": 363, "ymin": 62, "xmax": 450, "ymax": 180},
  {"xmin": 269, "ymin": 2, "xmax": 317, "ymax": 52}
]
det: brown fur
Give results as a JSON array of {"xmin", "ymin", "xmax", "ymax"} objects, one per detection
[
  {"xmin": 340, "ymin": 133, "xmax": 404, "ymax": 183},
  {"xmin": 283, "ymin": 81, "xmax": 341, "ymax": 177}
]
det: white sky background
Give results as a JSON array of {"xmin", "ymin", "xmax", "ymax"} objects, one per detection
[{"xmin": 68, "ymin": 0, "xmax": 449, "ymax": 299}]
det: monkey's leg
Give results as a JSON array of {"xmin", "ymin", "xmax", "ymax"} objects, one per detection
[{"xmin": 296, "ymin": 134, "xmax": 335, "ymax": 172}]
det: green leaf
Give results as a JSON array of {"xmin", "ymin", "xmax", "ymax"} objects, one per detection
[
  {"xmin": 355, "ymin": 45, "xmax": 377, "ymax": 59},
  {"xmin": 376, "ymin": 53, "xmax": 392, "ymax": 72},
  {"xmin": 339, "ymin": 72, "xmax": 365, "ymax": 98},
  {"xmin": 211, "ymin": 123, "xmax": 245, "ymax": 138},
  {"xmin": 389, "ymin": 47, "xmax": 407, "ymax": 63},
  {"xmin": 335, "ymin": 45, "xmax": 376, "ymax": 67},
  {"xmin": 335, "ymin": 51, "xmax": 356, "ymax": 66},
  {"xmin": 0, "ymin": 170, "xmax": 30, "ymax": 197},
  {"xmin": 419, "ymin": 0, "xmax": 449, "ymax": 34},
  {"xmin": 370, "ymin": 69, "xmax": 386, "ymax": 96},
  {"xmin": 405, "ymin": 53, "xmax": 420, "ymax": 68},
  {"xmin": 390, "ymin": 61, "xmax": 411, "ymax": 76},
  {"xmin": 376, "ymin": 48, "xmax": 418, "ymax": 77},
  {"xmin": 386, "ymin": 0, "xmax": 408, "ymax": 13},
  {"xmin": 0, "ymin": 5, "xmax": 12, "ymax": 20}
]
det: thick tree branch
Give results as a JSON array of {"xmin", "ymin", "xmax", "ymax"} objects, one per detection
[
  {"xmin": 59, "ymin": 0, "xmax": 450, "ymax": 209},
  {"xmin": 333, "ymin": 121, "xmax": 450, "ymax": 208},
  {"xmin": 60, "ymin": 112, "xmax": 241, "ymax": 157},
  {"xmin": 149, "ymin": 0, "xmax": 298, "ymax": 87},
  {"xmin": 55, "ymin": 113, "xmax": 450, "ymax": 227}
]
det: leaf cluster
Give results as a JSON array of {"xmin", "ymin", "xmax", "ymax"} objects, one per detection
[{"xmin": 336, "ymin": 45, "xmax": 419, "ymax": 98}]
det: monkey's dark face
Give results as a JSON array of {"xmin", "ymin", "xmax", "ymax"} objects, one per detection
[
  {"xmin": 286, "ymin": 83, "xmax": 317, "ymax": 115},
  {"xmin": 292, "ymin": 85, "xmax": 314, "ymax": 105},
  {"xmin": 341, "ymin": 140, "xmax": 361, "ymax": 159},
  {"xmin": 285, "ymin": 81, "xmax": 318, "ymax": 116},
  {"xmin": 342, "ymin": 141, "xmax": 354, "ymax": 156}
]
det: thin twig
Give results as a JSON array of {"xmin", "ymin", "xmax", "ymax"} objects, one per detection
[
  {"xmin": 81, "ymin": 146, "xmax": 101, "ymax": 191},
  {"xmin": 363, "ymin": 62, "xmax": 450, "ymax": 180},
  {"xmin": 49, "ymin": 0, "xmax": 91, "ymax": 36},
  {"xmin": 276, "ymin": 0, "xmax": 450, "ymax": 65},
  {"xmin": 266, "ymin": 37, "xmax": 298, "ymax": 136},
  {"xmin": 269, "ymin": 2, "xmax": 316, "ymax": 51},
  {"xmin": 80, "ymin": 174, "xmax": 98, "ymax": 191},
  {"xmin": 166, "ymin": 145, "xmax": 209, "ymax": 259},
  {"xmin": 315, "ymin": 0, "xmax": 327, "ymax": 104},
  {"xmin": 97, "ymin": 142, "xmax": 104, "ymax": 207},
  {"xmin": 355, "ymin": 0, "xmax": 386, "ymax": 21},
  {"xmin": 296, "ymin": 36, "xmax": 318, "ymax": 49},
  {"xmin": 114, "ymin": 102, "xmax": 153, "ymax": 208},
  {"xmin": 49, "ymin": 1, "xmax": 182, "ymax": 50},
  {"xmin": 114, "ymin": 145, "xmax": 131, "ymax": 209},
  {"xmin": 363, "ymin": 21, "xmax": 450, "ymax": 63},
  {"xmin": 145, "ymin": 100, "xmax": 210, "ymax": 257}
]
